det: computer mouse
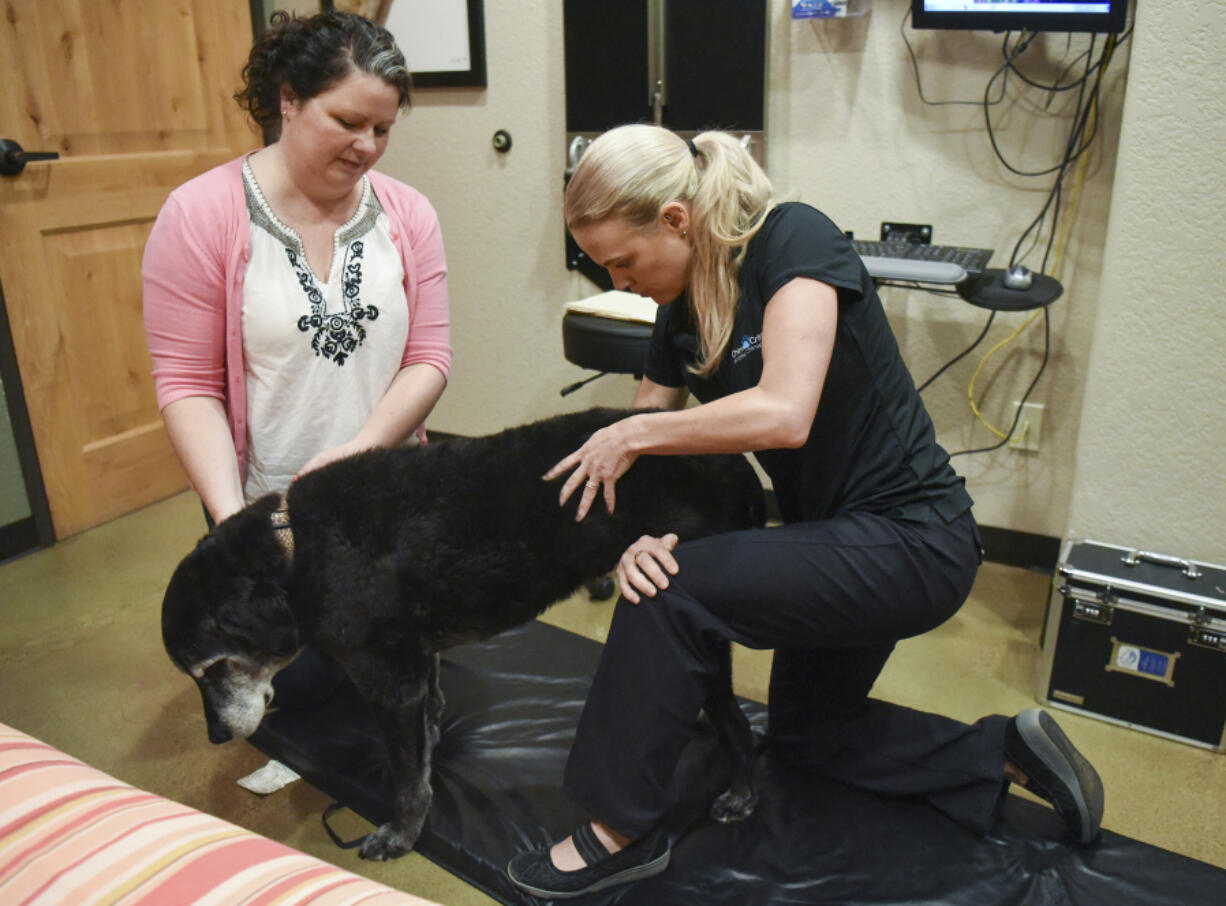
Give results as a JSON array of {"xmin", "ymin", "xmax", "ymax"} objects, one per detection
[{"xmin": 1003, "ymin": 264, "xmax": 1034, "ymax": 290}]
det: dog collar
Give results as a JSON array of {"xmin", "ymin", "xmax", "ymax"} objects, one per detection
[{"xmin": 271, "ymin": 496, "xmax": 294, "ymax": 559}]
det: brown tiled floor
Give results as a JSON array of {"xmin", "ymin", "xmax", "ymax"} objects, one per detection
[{"xmin": 1, "ymin": 491, "xmax": 1221, "ymax": 906}]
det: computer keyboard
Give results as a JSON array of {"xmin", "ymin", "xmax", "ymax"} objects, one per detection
[{"xmin": 851, "ymin": 239, "xmax": 994, "ymax": 285}]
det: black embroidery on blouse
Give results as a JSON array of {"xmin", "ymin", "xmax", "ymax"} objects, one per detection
[
  {"xmin": 290, "ymin": 240, "xmax": 379, "ymax": 366},
  {"xmin": 242, "ymin": 162, "xmax": 385, "ymax": 368}
]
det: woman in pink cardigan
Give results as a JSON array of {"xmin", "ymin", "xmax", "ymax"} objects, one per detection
[{"xmin": 143, "ymin": 10, "xmax": 452, "ymax": 528}]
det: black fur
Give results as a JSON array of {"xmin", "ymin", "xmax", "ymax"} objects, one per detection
[{"xmin": 162, "ymin": 407, "xmax": 765, "ymax": 859}]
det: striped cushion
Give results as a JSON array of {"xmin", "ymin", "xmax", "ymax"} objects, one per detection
[{"xmin": 0, "ymin": 723, "xmax": 438, "ymax": 905}]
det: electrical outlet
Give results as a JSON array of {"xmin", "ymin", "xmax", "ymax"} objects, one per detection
[{"xmin": 1008, "ymin": 402, "xmax": 1043, "ymax": 452}]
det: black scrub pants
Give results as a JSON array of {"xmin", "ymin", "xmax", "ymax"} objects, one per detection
[{"xmin": 563, "ymin": 509, "xmax": 1011, "ymax": 839}]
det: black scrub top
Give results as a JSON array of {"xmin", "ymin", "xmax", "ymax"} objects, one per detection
[{"xmin": 645, "ymin": 202, "xmax": 972, "ymax": 526}]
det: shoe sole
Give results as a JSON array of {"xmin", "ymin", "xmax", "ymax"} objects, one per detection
[
  {"xmin": 1016, "ymin": 709, "xmax": 1104, "ymax": 845},
  {"xmin": 509, "ymin": 848, "xmax": 671, "ymax": 899}
]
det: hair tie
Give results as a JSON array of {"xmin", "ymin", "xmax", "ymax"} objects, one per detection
[{"xmin": 687, "ymin": 138, "xmax": 700, "ymax": 159}]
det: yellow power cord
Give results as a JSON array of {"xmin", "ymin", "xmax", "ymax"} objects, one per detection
[{"xmin": 966, "ymin": 35, "xmax": 1114, "ymax": 441}]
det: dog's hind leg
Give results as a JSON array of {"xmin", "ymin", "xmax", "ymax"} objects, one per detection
[
  {"xmin": 342, "ymin": 647, "xmax": 436, "ymax": 861},
  {"xmin": 706, "ymin": 640, "xmax": 759, "ymax": 823}
]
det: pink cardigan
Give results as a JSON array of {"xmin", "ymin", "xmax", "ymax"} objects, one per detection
[{"xmin": 142, "ymin": 156, "xmax": 452, "ymax": 477}]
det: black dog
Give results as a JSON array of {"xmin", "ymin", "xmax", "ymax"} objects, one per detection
[{"xmin": 162, "ymin": 407, "xmax": 765, "ymax": 860}]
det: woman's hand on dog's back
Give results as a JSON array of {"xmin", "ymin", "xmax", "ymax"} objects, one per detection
[
  {"xmin": 547, "ymin": 386, "xmax": 689, "ymax": 522},
  {"xmin": 296, "ymin": 438, "xmax": 372, "ymax": 480},
  {"xmin": 544, "ymin": 419, "xmax": 640, "ymax": 521},
  {"xmin": 616, "ymin": 533, "xmax": 680, "ymax": 604}
]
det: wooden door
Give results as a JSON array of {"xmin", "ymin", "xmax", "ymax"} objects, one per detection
[{"xmin": 0, "ymin": 1, "xmax": 257, "ymax": 538}]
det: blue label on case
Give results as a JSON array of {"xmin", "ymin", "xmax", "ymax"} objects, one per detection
[
  {"xmin": 1136, "ymin": 649, "xmax": 1169, "ymax": 678},
  {"xmin": 1110, "ymin": 642, "xmax": 1178, "ymax": 685}
]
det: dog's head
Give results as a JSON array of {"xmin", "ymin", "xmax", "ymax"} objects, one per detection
[{"xmin": 162, "ymin": 496, "xmax": 301, "ymax": 744}]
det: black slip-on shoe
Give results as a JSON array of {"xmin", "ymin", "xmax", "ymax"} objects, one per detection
[
  {"xmin": 1006, "ymin": 709, "xmax": 1105, "ymax": 845},
  {"xmin": 506, "ymin": 824, "xmax": 671, "ymax": 899}
]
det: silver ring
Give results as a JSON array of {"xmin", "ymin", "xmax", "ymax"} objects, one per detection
[{"xmin": 585, "ymin": 480, "xmax": 599, "ymax": 490}]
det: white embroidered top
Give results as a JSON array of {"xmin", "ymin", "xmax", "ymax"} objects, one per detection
[{"xmin": 240, "ymin": 160, "xmax": 408, "ymax": 502}]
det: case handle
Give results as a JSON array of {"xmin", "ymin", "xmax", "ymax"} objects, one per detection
[{"xmin": 1120, "ymin": 549, "xmax": 1202, "ymax": 580}]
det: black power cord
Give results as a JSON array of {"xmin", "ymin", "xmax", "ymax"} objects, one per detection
[
  {"xmin": 1006, "ymin": 30, "xmax": 1127, "ymax": 273},
  {"xmin": 949, "ymin": 306, "xmax": 1050, "ymax": 459},
  {"xmin": 901, "ymin": 8, "xmax": 1131, "ymax": 456},
  {"xmin": 916, "ymin": 311, "xmax": 997, "ymax": 394}
]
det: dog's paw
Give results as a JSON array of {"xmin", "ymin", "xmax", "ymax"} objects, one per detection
[
  {"xmin": 358, "ymin": 823, "xmax": 416, "ymax": 861},
  {"xmin": 709, "ymin": 788, "xmax": 758, "ymax": 824}
]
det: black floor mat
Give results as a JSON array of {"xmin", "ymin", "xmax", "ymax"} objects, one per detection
[{"xmin": 250, "ymin": 621, "xmax": 1225, "ymax": 906}]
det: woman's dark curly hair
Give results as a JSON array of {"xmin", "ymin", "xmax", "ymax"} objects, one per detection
[{"xmin": 235, "ymin": 10, "xmax": 411, "ymax": 132}]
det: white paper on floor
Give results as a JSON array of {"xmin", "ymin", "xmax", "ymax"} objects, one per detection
[{"xmin": 237, "ymin": 758, "xmax": 301, "ymax": 794}]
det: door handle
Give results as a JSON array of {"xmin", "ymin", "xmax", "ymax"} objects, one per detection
[{"xmin": 1, "ymin": 138, "xmax": 60, "ymax": 176}]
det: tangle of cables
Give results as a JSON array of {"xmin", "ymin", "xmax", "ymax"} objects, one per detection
[{"xmin": 900, "ymin": 7, "xmax": 1133, "ymax": 458}]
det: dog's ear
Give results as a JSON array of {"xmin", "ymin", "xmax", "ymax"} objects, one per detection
[
  {"xmin": 211, "ymin": 500, "xmax": 300, "ymax": 658},
  {"xmin": 214, "ymin": 576, "xmax": 300, "ymax": 658}
]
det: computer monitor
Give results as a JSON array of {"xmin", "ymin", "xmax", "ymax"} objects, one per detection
[{"xmin": 911, "ymin": 1, "xmax": 1129, "ymax": 34}]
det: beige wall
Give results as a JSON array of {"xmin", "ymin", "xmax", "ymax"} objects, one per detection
[
  {"xmin": 1067, "ymin": 0, "xmax": 1226, "ymax": 564},
  {"xmin": 382, "ymin": 0, "xmax": 1220, "ymax": 550},
  {"xmin": 379, "ymin": 1, "xmax": 590, "ymax": 432}
]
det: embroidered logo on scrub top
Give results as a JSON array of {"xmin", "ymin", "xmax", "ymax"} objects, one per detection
[{"xmin": 730, "ymin": 333, "xmax": 762, "ymax": 364}]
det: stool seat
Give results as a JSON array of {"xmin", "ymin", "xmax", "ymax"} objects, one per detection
[{"xmin": 562, "ymin": 311, "xmax": 653, "ymax": 375}]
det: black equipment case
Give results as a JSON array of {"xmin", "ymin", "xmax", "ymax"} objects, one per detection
[{"xmin": 1039, "ymin": 537, "xmax": 1226, "ymax": 752}]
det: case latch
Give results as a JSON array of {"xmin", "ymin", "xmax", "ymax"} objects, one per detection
[
  {"xmin": 1061, "ymin": 584, "xmax": 1115, "ymax": 625},
  {"xmin": 1189, "ymin": 626, "xmax": 1226, "ymax": 652}
]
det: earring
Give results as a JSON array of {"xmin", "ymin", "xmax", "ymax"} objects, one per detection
[{"xmin": 681, "ymin": 230, "xmax": 688, "ymax": 238}]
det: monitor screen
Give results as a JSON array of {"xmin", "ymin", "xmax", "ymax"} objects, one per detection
[{"xmin": 911, "ymin": 1, "xmax": 1128, "ymax": 34}]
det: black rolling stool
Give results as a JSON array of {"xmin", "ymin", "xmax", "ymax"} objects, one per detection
[{"xmin": 559, "ymin": 309, "xmax": 654, "ymax": 395}]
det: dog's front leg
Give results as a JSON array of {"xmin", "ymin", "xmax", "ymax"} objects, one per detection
[
  {"xmin": 426, "ymin": 652, "xmax": 444, "ymax": 752},
  {"xmin": 344, "ymin": 648, "xmax": 436, "ymax": 861}
]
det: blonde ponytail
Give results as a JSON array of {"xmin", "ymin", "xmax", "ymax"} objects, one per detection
[
  {"xmin": 565, "ymin": 125, "xmax": 775, "ymax": 376},
  {"xmin": 686, "ymin": 131, "xmax": 775, "ymax": 375}
]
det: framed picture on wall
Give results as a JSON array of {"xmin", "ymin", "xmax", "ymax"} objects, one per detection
[{"xmin": 383, "ymin": 0, "xmax": 487, "ymax": 88}]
